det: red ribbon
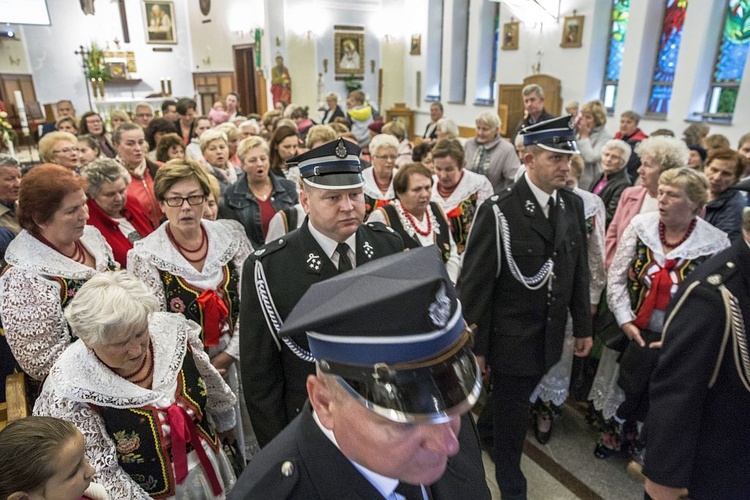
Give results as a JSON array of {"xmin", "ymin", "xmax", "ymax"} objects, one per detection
[
  {"xmin": 634, "ymin": 259, "xmax": 676, "ymax": 330},
  {"xmin": 375, "ymin": 199, "xmax": 389, "ymax": 209},
  {"xmin": 446, "ymin": 205, "xmax": 463, "ymax": 219},
  {"xmin": 196, "ymin": 289, "xmax": 229, "ymax": 347},
  {"xmin": 166, "ymin": 404, "xmax": 223, "ymax": 496}
]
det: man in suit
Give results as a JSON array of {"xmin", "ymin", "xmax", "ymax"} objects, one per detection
[
  {"xmin": 423, "ymin": 102, "xmax": 443, "ymax": 141},
  {"xmin": 240, "ymin": 138, "xmax": 403, "ymax": 448},
  {"xmin": 40, "ymin": 100, "xmax": 76, "ymax": 137},
  {"xmin": 231, "ymin": 247, "xmax": 491, "ymax": 499},
  {"xmin": 643, "ymin": 207, "xmax": 750, "ymax": 500},
  {"xmin": 512, "ymin": 84, "xmax": 556, "ymax": 141},
  {"xmin": 459, "ymin": 116, "xmax": 593, "ymax": 500}
]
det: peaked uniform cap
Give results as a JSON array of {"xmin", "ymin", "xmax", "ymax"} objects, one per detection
[
  {"xmin": 286, "ymin": 137, "xmax": 364, "ymax": 189},
  {"xmin": 520, "ymin": 115, "xmax": 580, "ymax": 154}
]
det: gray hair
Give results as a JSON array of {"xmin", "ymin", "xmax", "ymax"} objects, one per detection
[
  {"xmin": 476, "ymin": 111, "xmax": 501, "ymax": 131},
  {"xmin": 134, "ymin": 102, "xmax": 154, "ymax": 113},
  {"xmin": 0, "ymin": 154, "xmax": 20, "ymax": 168},
  {"xmin": 436, "ymin": 118, "xmax": 459, "ymax": 139},
  {"xmin": 635, "ymin": 136, "xmax": 690, "ymax": 172},
  {"xmin": 522, "ymin": 84, "xmax": 544, "ymax": 98},
  {"xmin": 82, "ymin": 158, "xmax": 131, "ymax": 197},
  {"xmin": 602, "ymin": 139, "xmax": 632, "ymax": 166},
  {"xmin": 64, "ymin": 271, "xmax": 159, "ymax": 346},
  {"xmin": 199, "ymin": 129, "xmax": 228, "ymax": 152},
  {"xmin": 369, "ymin": 133, "xmax": 399, "ymax": 156},
  {"xmin": 239, "ymin": 119, "xmax": 261, "ymax": 134}
]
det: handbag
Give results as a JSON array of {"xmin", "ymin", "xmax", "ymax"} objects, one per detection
[{"xmin": 592, "ymin": 287, "xmax": 629, "ymax": 352}]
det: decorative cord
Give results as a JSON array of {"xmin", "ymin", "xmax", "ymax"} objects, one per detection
[{"xmin": 724, "ymin": 287, "xmax": 750, "ymax": 392}]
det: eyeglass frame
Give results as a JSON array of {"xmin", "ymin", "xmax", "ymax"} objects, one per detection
[
  {"xmin": 162, "ymin": 195, "xmax": 207, "ymax": 207},
  {"xmin": 52, "ymin": 147, "xmax": 81, "ymax": 154}
]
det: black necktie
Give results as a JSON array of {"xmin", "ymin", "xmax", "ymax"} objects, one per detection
[
  {"xmin": 395, "ymin": 482, "xmax": 424, "ymax": 500},
  {"xmin": 547, "ymin": 196, "xmax": 557, "ymax": 230},
  {"xmin": 336, "ymin": 243, "xmax": 352, "ymax": 273}
]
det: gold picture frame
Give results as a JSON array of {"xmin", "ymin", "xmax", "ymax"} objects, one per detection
[
  {"xmin": 410, "ymin": 35, "xmax": 421, "ymax": 55},
  {"xmin": 143, "ymin": 1, "xmax": 177, "ymax": 45},
  {"xmin": 334, "ymin": 31, "xmax": 365, "ymax": 75},
  {"xmin": 501, "ymin": 22, "xmax": 519, "ymax": 51},
  {"xmin": 560, "ymin": 15, "xmax": 584, "ymax": 48}
]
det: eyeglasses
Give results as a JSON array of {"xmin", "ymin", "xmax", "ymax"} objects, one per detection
[
  {"xmin": 53, "ymin": 148, "xmax": 80, "ymax": 154},
  {"xmin": 163, "ymin": 195, "xmax": 206, "ymax": 207},
  {"xmin": 374, "ymin": 155, "xmax": 397, "ymax": 161}
]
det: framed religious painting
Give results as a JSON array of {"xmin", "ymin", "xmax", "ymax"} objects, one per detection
[
  {"xmin": 143, "ymin": 1, "xmax": 177, "ymax": 44},
  {"xmin": 334, "ymin": 31, "xmax": 365, "ymax": 76},
  {"xmin": 410, "ymin": 35, "xmax": 421, "ymax": 55},
  {"xmin": 560, "ymin": 15, "xmax": 584, "ymax": 48},
  {"xmin": 502, "ymin": 22, "xmax": 519, "ymax": 51}
]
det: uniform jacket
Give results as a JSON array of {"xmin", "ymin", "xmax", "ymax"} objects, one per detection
[
  {"xmin": 589, "ymin": 167, "xmax": 631, "ymax": 229},
  {"xmin": 219, "ymin": 173, "xmax": 298, "ymax": 249},
  {"xmin": 239, "ymin": 220, "xmax": 403, "ymax": 447},
  {"xmin": 229, "ymin": 403, "xmax": 491, "ymax": 500},
  {"xmin": 644, "ymin": 238, "xmax": 750, "ymax": 499},
  {"xmin": 458, "ymin": 175, "xmax": 592, "ymax": 376}
]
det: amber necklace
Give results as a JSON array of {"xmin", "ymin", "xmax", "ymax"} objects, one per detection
[{"xmin": 166, "ymin": 224, "xmax": 208, "ymax": 263}]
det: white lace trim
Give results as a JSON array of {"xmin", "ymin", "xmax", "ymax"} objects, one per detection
[
  {"xmin": 393, "ymin": 200, "xmax": 441, "ymax": 239},
  {"xmin": 575, "ymin": 188, "xmax": 607, "ymax": 304},
  {"xmin": 362, "ymin": 166, "xmax": 396, "ymax": 200},
  {"xmin": 629, "ymin": 211, "xmax": 730, "ymax": 260},
  {"xmin": 431, "ymin": 169, "xmax": 494, "ymax": 213}
]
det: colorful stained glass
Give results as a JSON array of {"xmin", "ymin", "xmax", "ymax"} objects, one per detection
[
  {"xmin": 714, "ymin": 0, "xmax": 750, "ymax": 82},
  {"xmin": 648, "ymin": 0, "xmax": 689, "ymax": 114},
  {"xmin": 605, "ymin": 0, "xmax": 630, "ymax": 82}
]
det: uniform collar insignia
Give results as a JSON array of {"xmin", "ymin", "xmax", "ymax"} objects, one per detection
[
  {"xmin": 524, "ymin": 199, "xmax": 536, "ymax": 216},
  {"xmin": 363, "ymin": 241, "xmax": 374, "ymax": 259},
  {"xmin": 558, "ymin": 196, "xmax": 565, "ymax": 211},
  {"xmin": 307, "ymin": 252, "xmax": 321, "ymax": 271}
]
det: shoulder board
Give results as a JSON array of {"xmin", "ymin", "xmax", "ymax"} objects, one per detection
[
  {"xmin": 242, "ymin": 459, "xmax": 300, "ymax": 498},
  {"xmin": 364, "ymin": 221, "xmax": 399, "ymax": 236},
  {"xmin": 703, "ymin": 260, "xmax": 739, "ymax": 289},
  {"xmin": 489, "ymin": 188, "xmax": 513, "ymax": 205},
  {"xmin": 251, "ymin": 237, "xmax": 288, "ymax": 259}
]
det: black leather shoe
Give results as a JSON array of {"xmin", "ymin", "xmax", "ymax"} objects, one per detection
[{"xmin": 534, "ymin": 415, "xmax": 553, "ymax": 445}]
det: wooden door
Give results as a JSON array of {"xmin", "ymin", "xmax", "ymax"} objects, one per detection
[
  {"xmin": 233, "ymin": 44, "xmax": 261, "ymax": 116},
  {"xmin": 192, "ymin": 72, "xmax": 234, "ymax": 115}
]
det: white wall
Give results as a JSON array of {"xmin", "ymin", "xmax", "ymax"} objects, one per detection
[{"xmin": 0, "ymin": 33, "xmax": 31, "ymax": 74}]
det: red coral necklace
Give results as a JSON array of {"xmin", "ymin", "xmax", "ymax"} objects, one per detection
[
  {"xmin": 166, "ymin": 224, "xmax": 208, "ymax": 263},
  {"xmin": 659, "ymin": 218, "xmax": 697, "ymax": 248},
  {"xmin": 34, "ymin": 233, "xmax": 86, "ymax": 263}
]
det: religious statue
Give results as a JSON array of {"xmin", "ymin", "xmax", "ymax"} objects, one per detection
[{"xmin": 271, "ymin": 56, "xmax": 292, "ymax": 106}]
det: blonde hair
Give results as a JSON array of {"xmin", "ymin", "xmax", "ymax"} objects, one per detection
[
  {"xmin": 38, "ymin": 131, "xmax": 77, "ymax": 162},
  {"xmin": 238, "ymin": 135, "xmax": 270, "ymax": 161},
  {"xmin": 581, "ymin": 100, "xmax": 607, "ymax": 127},
  {"xmin": 658, "ymin": 167, "xmax": 709, "ymax": 209}
]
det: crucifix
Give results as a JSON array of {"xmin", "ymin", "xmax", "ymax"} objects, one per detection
[{"xmin": 118, "ymin": 0, "xmax": 130, "ymax": 43}]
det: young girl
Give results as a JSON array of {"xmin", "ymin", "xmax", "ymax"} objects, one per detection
[{"xmin": 0, "ymin": 416, "xmax": 105, "ymax": 500}]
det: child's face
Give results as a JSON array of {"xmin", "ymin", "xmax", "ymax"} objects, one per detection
[
  {"xmin": 35, "ymin": 432, "xmax": 95, "ymax": 500},
  {"xmin": 213, "ymin": 102, "xmax": 225, "ymax": 110}
]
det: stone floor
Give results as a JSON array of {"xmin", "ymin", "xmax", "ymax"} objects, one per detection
[{"xmin": 483, "ymin": 404, "xmax": 644, "ymax": 500}]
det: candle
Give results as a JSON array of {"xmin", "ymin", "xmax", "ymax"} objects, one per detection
[
  {"xmin": 98, "ymin": 78, "xmax": 104, "ymax": 98},
  {"xmin": 160, "ymin": 78, "xmax": 166, "ymax": 95},
  {"xmin": 13, "ymin": 90, "xmax": 29, "ymax": 136},
  {"xmin": 90, "ymin": 78, "xmax": 98, "ymax": 98},
  {"xmin": 167, "ymin": 78, "xmax": 172, "ymax": 96}
]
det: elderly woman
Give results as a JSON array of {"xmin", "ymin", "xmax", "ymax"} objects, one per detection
[
  {"xmin": 431, "ymin": 138, "xmax": 493, "ymax": 254},
  {"xmin": 77, "ymin": 134, "xmax": 101, "ymax": 170},
  {"xmin": 39, "ymin": 131, "xmax": 80, "ymax": 172},
  {"xmin": 593, "ymin": 168, "xmax": 729, "ymax": 462},
  {"xmin": 268, "ymin": 125, "xmax": 300, "ymax": 181},
  {"xmin": 128, "ymin": 160, "xmax": 257, "ymax": 460},
  {"xmin": 367, "ymin": 163, "xmax": 460, "ymax": 281},
  {"xmin": 321, "ymin": 92, "xmax": 345, "ymax": 124},
  {"xmin": 82, "ymin": 158, "xmax": 154, "ymax": 268},
  {"xmin": 703, "ymin": 148, "xmax": 747, "ymax": 243},
  {"xmin": 382, "ymin": 120, "xmax": 413, "ymax": 167},
  {"xmin": 589, "ymin": 139, "xmax": 632, "ymax": 227},
  {"xmin": 615, "ymin": 111, "xmax": 648, "ymax": 179},
  {"xmin": 144, "ymin": 117, "xmax": 178, "ymax": 161},
  {"xmin": 204, "ymin": 175, "xmax": 221, "ymax": 221},
  {"xmin": 155, "ymin": 132, "xmax": 186, "ymax": 163},
  {"xmin": 34, "ymin": 271, "xmax": 237, "ymax": 498},
  {"xmin": 201, "ymin": 129, "xmax": 240, "ymax": 194},
  {"xmin": 55, "ymin": 116, "xmax": 78, "ymax": 135},
  {"xmin": 576, "ymin": 100, "xmax": 614, "ymax": 190},
  {"xmin": 219, "ymin": 136, "xmax": 298, "ymax": 248},
  {"xmin": 362, "ymin": 133, "xmax": 399, "ymax": 217},
  {"xmin": 79, "ymin": 111, "xmax": 116, "ymax": 158},
  {"xmin": 465, "ymin": 111, "xmax": 519, "ymax": 192},
  {"xmin": 216, "ymin": 122, "xmax": 243, "ymax": 169},
  {"xmin": 436, "ymin": 118, "xmax": 459, "ymax": 141},
  {"xmin": 605, "ymin": 136, "xmax": 689, "ymax": 267},
  {"xmin": 0, "ymin": 165, "xmax": 116, "ymax": 381}
]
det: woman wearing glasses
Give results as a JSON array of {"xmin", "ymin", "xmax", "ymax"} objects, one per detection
[
  {"xmin": 363, "ymin": 133, "xmax": 399, "ymax": 218},
  {"xmin": 38, "ymin": 131, "xmax": 80, "ymax": 173},
  {"xmin": 128, "ymin": 159, "xmax": 257, "ymax": 460}
]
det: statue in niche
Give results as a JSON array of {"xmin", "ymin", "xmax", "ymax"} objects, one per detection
[
  {"xmin": 271, "ymin": 56, "xmax": 292, "ymax": 105},
  {"xmin": 80, "ymin": 0, "xmax": 95, "ymax": 15}
]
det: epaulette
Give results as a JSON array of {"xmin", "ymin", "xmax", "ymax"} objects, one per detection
[
  {"xmin": 365, "ymin": 221, "xmax": 399, "ymax": 236},
  {"xmin": 239, "ymin": 459, "xmax": 300, "ymax": 498},
  {"xmin": 251, "ymin": 237, "xmax": 288, "ymax": 259},
  {"xmin": 704, "ymin": 260, "xmax": 739, "ymax": 290},
  {"xmin": 490, "ymin": 187, "xmax": 513, "ymax": 205}
]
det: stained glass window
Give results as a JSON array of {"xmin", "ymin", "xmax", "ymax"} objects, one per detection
[
  {"xmin": 704, "ymin": 0, "xmax": 750, "ymax": 120},
  {"xmin": 602, "ymin": 0, "xmax": 631, "ymax": 112},
  {"xmin": 647, "ymin": 0, "xmax": 689, "ymax": 116},
  {"xmin": 490, "ymin": 2, "xmax": 500, "ymax": 101}
]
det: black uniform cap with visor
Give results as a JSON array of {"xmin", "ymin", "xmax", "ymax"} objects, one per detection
[
  {"xmin": 521, "ymin": 115, "xmax": 580, "ymax": 154},
  {"xmin": 286, "ymin": 137, "xmax": 365, "ymax": 189}
]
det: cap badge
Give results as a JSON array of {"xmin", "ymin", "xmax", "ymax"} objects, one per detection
[
  {"xmin": 335, "ymin": 140, "xmax": 348, "ymax": 158},
  {"xmin": 524, "ymin": 199, "xmax": 536, "ymax": 216},
  {"xmin": 363, "ymin": 241, "xmax": 374, "ymax": 259},
  {"xmin": 307, "ymin": 253, "xmax": 321, "ymax": 271},
  {"xmin": 428, "ymin": 283, "xmax": 451, "ymax": 328}
]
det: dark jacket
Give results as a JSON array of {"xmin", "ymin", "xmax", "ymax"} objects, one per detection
[
  {"xmin": 321, "ymin": 105, "xmax": 345, "ymax": 124},
  {"xmin": 644, "ymin": 238, "xmax": 750, "ymax": 499},
  {"xmin": 589, "ymin": 167, "xmax": 631, "ymax": 229},
  {"xmin": 704, "ymin": 188, "xmax": 746, "ymax": 243},
  {"xmin": 458, "ymin": 176, "xmax": 592, "ymax": 376},
  {"xmin": 219, "ymin": 173, "xmax": 298, "ymax": 249},
  {"xmin": 239, "ymin": 220, "xmax": 404, "ymax": 447},
  {"xmin": 229, "ymin": 403, "xmax": 491, "ymax": 500},
  {"xmin": 512, "ymin": 109, "xmax": 556, "ymax": 141}
]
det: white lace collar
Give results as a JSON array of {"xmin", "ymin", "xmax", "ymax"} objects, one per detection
[
  {"xmin": 431, "ymin": 169, "xmax": 489, "ymax": 210},
  {"xmin": 362, "ymin": 166, "xmax": 396, "ymax": 200},
  {"xmin": 392, "ymin": 200, "xmax": 441, "ymax": 239},
  {"xmin": 574, "ymin": 188, "xmax": 603, "ymax": 220},
  {"xmin": 5, "ymin": 227, "xmax": 113, "ymax": 279},
  {"xmin": 630, "ymin": 211, "xmax": 730, "ymax": 260},
  {"xmin": 131, "ymin": 219, "xmax": 243, "ymax": 279},
  {"xmin": 44, "ymin": 312, "xmax": 192, "ymax": 408}
]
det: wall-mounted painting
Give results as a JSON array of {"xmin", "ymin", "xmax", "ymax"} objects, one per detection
[
  {"xmin": 502, "ymin": 22, "xmax": 519, "ymax": 51},
  {"xmin": 410, "ymin": 35, "xmax": 421, "ymax": 55},
  {"xmin": 560, "ymin": 15, "xmax": 584, "ymax": 48},
  {"xmin": 143, "ymin": 1, "xmax": 177, "ymax": 44},
  {"xmin": 334, "ymin": 31, "xmax": 365, "ymax": 75}
]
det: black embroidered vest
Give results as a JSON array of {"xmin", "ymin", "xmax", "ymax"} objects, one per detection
[{"xmin": 382, "ymin": 202, "xmax": 452, "ymax": 263}]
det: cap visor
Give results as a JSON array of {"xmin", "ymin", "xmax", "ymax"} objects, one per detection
[
  {"xmin": 303, "ymin": 172, "xmax": 365, "ymax": 189},
  {"xmin": 327, "ymin": 332, "xmax": 482, "ymax": 424},
  {"xmin": 537, "ymin": 142, "xmax": 580, "ymax": 154}
]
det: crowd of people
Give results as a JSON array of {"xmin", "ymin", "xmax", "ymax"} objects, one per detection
[{"xmin": 0, "ymin": 84, "xmax": 748, "ymax": 500}]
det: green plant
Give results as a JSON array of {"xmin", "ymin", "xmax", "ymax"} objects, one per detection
[
  {"xmin": 0, "ymin": 110, "xmax": 14, "ymax": 146},
  {"xmin": 85, "ymin": 43, "xmax": 111, "ymax": 81},
  {"xmin": 344, "ymin": 75, "xmax": 362, "ymax": 91}
]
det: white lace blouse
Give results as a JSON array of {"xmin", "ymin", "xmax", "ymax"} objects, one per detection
[
  {"xmin": 33, "ymin": 313, "xmax": 236, "ymax": 499},
  {"xmin": 0, "ymin": 227, "xmax": 115, "ymax": 380},
  {"xmin": 573, "ymin": 187, "xmax": 607, "ymax": 304},
  {"xmin": 430, "ymin": 169, "xmax": 493, "ymax": 214}
]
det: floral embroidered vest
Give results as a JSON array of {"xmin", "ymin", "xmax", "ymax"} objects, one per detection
[
  {"xmin": 445, "ymin": 192, "xmax": 480, "ymax": 254},
  {"xmin": 159, "ymin": 262, "xmax": 239, "ymax": 346},
  {"xmin": 382, "ymin": 202, "xmax": 452, "ymax": 263},
  {"xmin": 94, "ymin": 346, "xmax": 219, "ymax": 498}
]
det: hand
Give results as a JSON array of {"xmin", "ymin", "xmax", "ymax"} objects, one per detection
[
  {"xmin": 590, "ymin": 304, "xmax": 598, "ymax": 317},
  {"xmin": 649, "ymin": 338, "xmax": 664, "ymax": 350},
  {"xmin": 211, "ymin": 352, "xmax": 236, "ymax": 376},
  {"xmin": 576, "ymin": 120, "xmax": 591, "ymax": 138},
  {"xmin": 645, "ymin": 478, "xmax": 688, "ymax": 499},
  {"xmin": 475, "ymin": 354, "xmax": 490, "ymax": 383},
  {"xmin": 218, "ymin": 428, "xmax": 236, "ymax": 444},
  {"xmin": 574, "ymin": 337, "xmax": 593, "ymax": 357},
  {"xmin": 622, "ymin": 322, "xmax": 645, "ymax": 347}
]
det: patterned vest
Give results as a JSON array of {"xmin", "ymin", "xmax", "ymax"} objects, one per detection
[
  {"xmin": 382, "ymin": 202, "xmax": 452, "ymax": 263},
  {"xmin": 94, "ymin": 346, "xmax": 219, "ymax": 498},
  {"xmin": 444, "ymin": 192, "xmax": 480, "ymax": 254}
]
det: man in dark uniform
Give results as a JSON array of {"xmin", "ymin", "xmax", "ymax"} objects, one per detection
[
  {"xmin": 230, "ymin": 247, "xmax": 491, "ymax": 499},
  {"xmin": 459, "ymin": 116, "xmax": 593, "ymax": 500},
  {"xmin": 643, "ymin": 207, "xmax": 750, "ymax": 500},
  {"xmin": 240, "ymin": 138, "xmax": 403, "ymax": 448}
]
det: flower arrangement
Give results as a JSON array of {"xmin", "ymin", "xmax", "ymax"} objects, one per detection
[
  {"xmin": 0, "ymin": 110, "xmax": 14, "ymax": 147},
  {"xmin": 85, "ymin": 42, "xmax": 111, "ymax": 81}
]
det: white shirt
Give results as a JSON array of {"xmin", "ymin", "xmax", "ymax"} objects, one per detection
[
  {"xmin": 524, "ymin": 172, "xmax": 557, "ymax": 218},
  {"xmin": 307, "ymin": 222, "xmax": 357, "ymax": 269}
]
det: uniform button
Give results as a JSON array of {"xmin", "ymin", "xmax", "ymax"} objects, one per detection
[
  {"xmin": 281, "ymin": 461, "xmax": 294, "ymax": 477},
  {"xmin": 547, "ymin": 317, "xmax": 552, "ymax": 322},
  {"xmin": 527, "ymin": 248, "xmax": 532, "ymax": 254},
  {"xmin": 552, "ymin": 252, "xmax": 557, "ymax": 257}
]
